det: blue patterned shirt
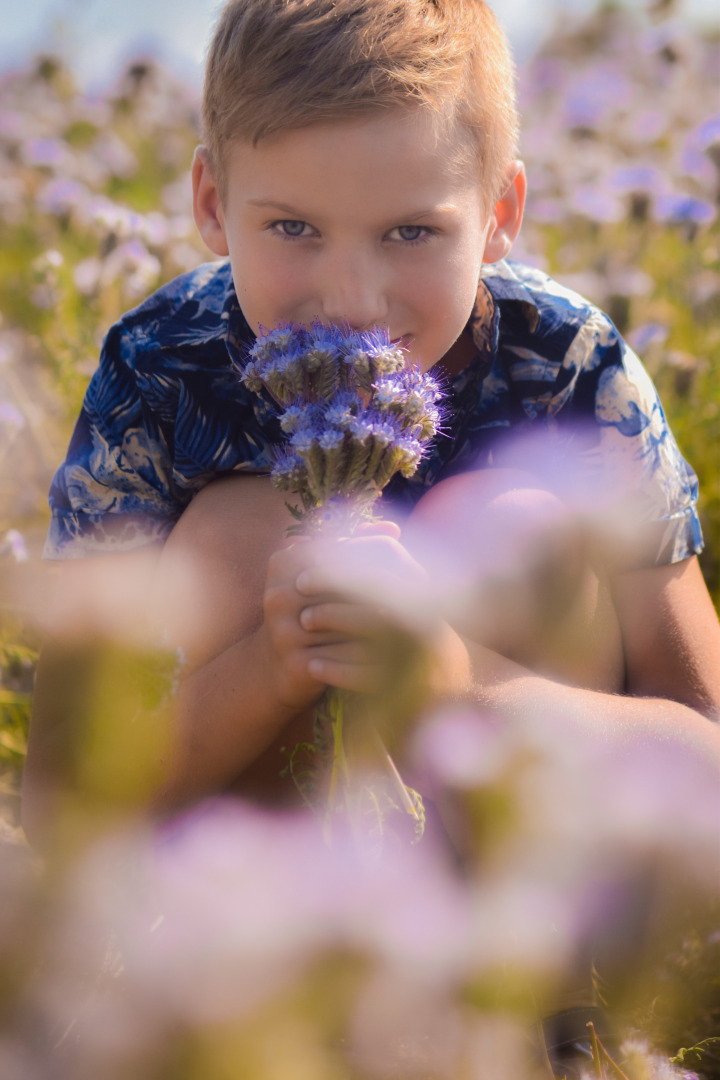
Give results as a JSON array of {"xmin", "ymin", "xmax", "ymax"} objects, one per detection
[{"xmin": 45, "ymin": 259, "xmax": 703, "ymax": 566}]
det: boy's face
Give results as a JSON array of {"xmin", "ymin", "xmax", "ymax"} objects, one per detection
[{"xmin": 194, "ymin": 109, "xmax": 524, "ymax": 373}]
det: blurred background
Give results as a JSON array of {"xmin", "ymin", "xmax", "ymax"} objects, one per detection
[
  {"xmin": 3, "ymin": 0, "xmax": 720, "ymax": 88},
  {"xmin": 0, "ymin": 3, "xmax": 719, "ymax": 1076}
]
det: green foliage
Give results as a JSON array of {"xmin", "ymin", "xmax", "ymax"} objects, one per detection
[
  {"xmin": 629, "ymin": 911, "xmax": 720, "ymax": 1079},
  {"xmin": 0, "ymin": 628, "xmax": 37, "ymax": 816}
]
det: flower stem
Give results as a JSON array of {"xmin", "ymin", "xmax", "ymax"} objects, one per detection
[
  {"xmin": 587, "ymin": 1023, "xmax": 631, "ymax": 1080},
  {"xmin": 324, "ymin": 690, "xmax": 348, "ymax": 843}
]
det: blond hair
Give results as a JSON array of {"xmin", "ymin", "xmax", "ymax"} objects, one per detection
[{"xmin": 202, "ymin": 0, "xmax": 519, "ymax": 207}]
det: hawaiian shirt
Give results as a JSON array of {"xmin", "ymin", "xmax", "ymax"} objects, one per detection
[{"xmin": 45, "ymin": 258, "xmax": 703, "ymax": 566}]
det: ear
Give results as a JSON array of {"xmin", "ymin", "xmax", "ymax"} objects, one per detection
[
  {"xmin": 482, "ymin": 161, "xmax": 527, "ymax": 265},
  {"xmin": 192, "ymin": 146, "xmax": 230, "ymax": 257}
]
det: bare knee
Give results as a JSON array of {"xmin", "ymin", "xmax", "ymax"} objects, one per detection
[
  {"xmin": 403, "ymin": 469, "xmax": 624, "ymax": 690},
  {"xmin": 404, "ymin": 467, "xmax": 580, "ymax": 607}
]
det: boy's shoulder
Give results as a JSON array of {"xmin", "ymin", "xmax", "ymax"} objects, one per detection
[{"xmin": 114, "ymin": 259, "xmax": 248, "ymax": 353}]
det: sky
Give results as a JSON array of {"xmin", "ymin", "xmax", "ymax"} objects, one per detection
[{"xmin": 2, "ymin": 0, "xmax": 719, "ymax": 91}]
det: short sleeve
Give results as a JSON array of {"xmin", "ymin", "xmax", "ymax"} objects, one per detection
[
  {"xmin": 549, "ymin": 315, "xmax": 703, "ymax": 567},
  {"xmin": 44, "ymin": 322, "xmax": 183, "ymax": 559}
]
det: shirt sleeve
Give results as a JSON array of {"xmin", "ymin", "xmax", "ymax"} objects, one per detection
[
  {"xmin": 548, "ymin": 311, "xmax": 703, "ymax": 568},
  {"xmin": 44, "ymin": 321, "xmax": 184, "ymax": 559}
]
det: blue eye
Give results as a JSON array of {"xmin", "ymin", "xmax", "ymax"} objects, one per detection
[
  {"xmin": 397, "ymin": 225, "xmax": 425, "ymax": 242},
  {"xmin": 388, "ymin": 224, "xmax": 434, "ymax": 245},
  {"xmin": 278, "ymin": 220, "xmax": 308, "ymax": 237}
]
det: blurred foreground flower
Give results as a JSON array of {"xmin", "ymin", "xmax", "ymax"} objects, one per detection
[
  {"xmin": 0, "ymin": 529, "xmax": 28, "ymax": 563},
  {"xmin": 7, "ymin": 696, "xmax": 718, "ymax": 1079}
]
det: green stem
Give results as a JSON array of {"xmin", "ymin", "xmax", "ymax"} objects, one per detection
[
  {"xmin": 587, "ymin": 1023, "xmax": 631, "ymax": 1080},
  {"xmin": 324, "ymin": 690, "xmax": 348, "ymax": 843},
  {"xmin": 588, "ymin": 1022, "xmax": 604, "ymax": 1079},
  {"xmin": 672, "ymin": 1038, "xmax": 720, "ymax": 1065},
  {"xmin": 372, "ymin": 730, "xmax": 421, "ymax": 819}
]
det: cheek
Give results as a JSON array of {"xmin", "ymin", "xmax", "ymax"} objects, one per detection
[
  {"xmin": 420, "ymin": 252, "xmax": 482, "ymax": 329},
  {"xmin": 231, "ymin": 247, "xmax": 307, "ymax": 330},
  {"xmin": 229, "ymin": 258, "xmax": 262, "ymax": 330}
]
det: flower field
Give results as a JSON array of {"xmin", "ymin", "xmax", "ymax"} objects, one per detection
[{"xmin": 0, "ymin": 2, "xmax": 719, "ymax": 1077}]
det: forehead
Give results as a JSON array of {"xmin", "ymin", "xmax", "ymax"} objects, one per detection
[{"xmin": 223, "ymin": 108, "xmax": 483, "ymax": 210}]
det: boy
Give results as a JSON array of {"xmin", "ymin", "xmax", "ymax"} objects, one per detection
[{"xmin": 22, "ymin": 0, "xmax": 720, "ymax": 835}]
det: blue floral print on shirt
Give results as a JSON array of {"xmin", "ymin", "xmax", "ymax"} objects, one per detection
[{"xmin": 44, "ymin": 258, "xmax": 702, "ymax": 566}]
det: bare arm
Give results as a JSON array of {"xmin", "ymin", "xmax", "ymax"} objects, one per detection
[
  {"xmin": 166, "ymin": 476, "xmax": 720, "ymax": 804},
  {"xmin": 393, "ymin": 467, "xmax": 720, "ymax": 764},
  {"xmin": 149, "ymin": 475, "xmax": 466, "ymax": 809},
  {"xmin": 612, "ymin": 556, "xmax": 720, "ymax": 718},
  {"xmin": 23, "ymin": 474, "xmax": 442, "ymax": 836},
  {"xmin": 298, "ymin": 523, "xmax": 720, "ymax": 771},
  {"xmin": 146, "ymin": 475, "xmax": 326, "ymax": 809},
  {"xmin": 22, "ymin": 476, "xmax": 316, "ymax": 838},
  {"xmin": 23, "ymin": 473, "xmax": 720, "ymax": 842},
  {"xmin": 457, "ymin": 556, "xmax": 720, "ymax": 768}
]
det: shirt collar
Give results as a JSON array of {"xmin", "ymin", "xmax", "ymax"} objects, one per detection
[
  {"xmin": 480, "ymin": 259, "xmax": 541, "ymax": 334},
  {"xmin": 444, "ymin": 260, "xmax": 541, "ymax": 395}
]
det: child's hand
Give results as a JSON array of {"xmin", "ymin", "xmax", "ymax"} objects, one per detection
[
  {"xmin": 264, "ymin": 525, "xmax": 470, "ymax": 707},
  {"xmin": 297, "ymin": 529, "xmax": 425, "ymax": 690},
  {"xmin": 261, "ymin": 527, "xmax": 408, "ymax": 706}
]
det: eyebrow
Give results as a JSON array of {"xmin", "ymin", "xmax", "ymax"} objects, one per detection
[
  {"xmin": 246, "ymin": 198, "xmax": 460, "ymax": 221},
  {"xmin": 247, "ymin": 199, "xmax": 306, "ymax": 216}
]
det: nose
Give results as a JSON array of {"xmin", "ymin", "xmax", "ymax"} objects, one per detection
[{"xmin": 319, "ymin": 249, "xmax": 389, "ymax": 330}]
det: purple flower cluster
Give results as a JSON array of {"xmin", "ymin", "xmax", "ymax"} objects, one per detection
[{"xmin": 242, "ymin": 322, "xmax": 443, "ymax": 522}]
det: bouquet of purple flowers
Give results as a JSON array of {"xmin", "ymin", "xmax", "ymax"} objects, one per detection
[
  {"xmin": 243, "ymin": 322, "xmax": 442, "ymax": 529},
  {"xmin": 242, "ymin": 321, "xmax": 444, "ymax": 843}
]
